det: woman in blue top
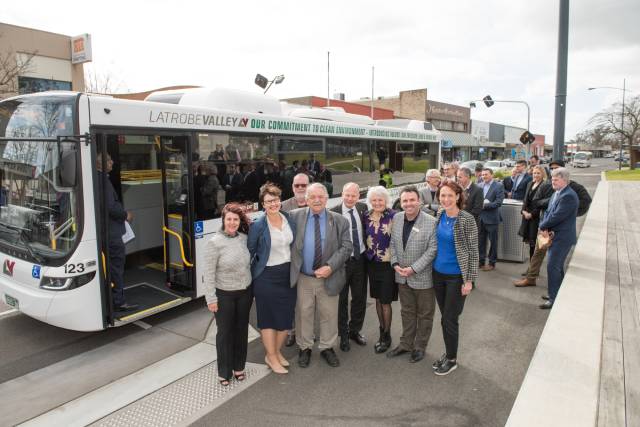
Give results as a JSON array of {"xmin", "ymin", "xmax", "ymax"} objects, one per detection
[
  {"xmin": 247, "ymin": 183, "xmax": 297, "ymax": 375},
  {"xmin": 432, "ymin": 181, "xmax": 479, "ymax": 376}
]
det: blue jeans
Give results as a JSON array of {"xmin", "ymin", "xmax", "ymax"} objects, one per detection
[{"xmin": 547, "ymin": 242, "xmax": 573, "ymax": 303}]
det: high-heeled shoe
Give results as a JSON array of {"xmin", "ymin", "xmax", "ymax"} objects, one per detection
[
  {"xmin": 277, "ymin": 353, "xmax": 290, "ymax": 367},
  {"xmin": 265, "ymin": 356, "xmax": 288, "ymax": 374}
]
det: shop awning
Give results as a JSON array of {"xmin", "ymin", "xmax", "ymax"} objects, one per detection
[{"xmin": 440, "ymin": 131, "xmax": 478, "ymax": 147}]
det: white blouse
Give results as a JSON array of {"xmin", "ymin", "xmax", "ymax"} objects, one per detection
[{"xmin": 266, "ymin": 213, "xmax": 293, "ymax": 266}]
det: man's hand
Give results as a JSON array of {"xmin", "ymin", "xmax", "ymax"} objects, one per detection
[
  {"xmin": 207, "ymin": 302, "xmax": 218, "ymax": 313},
  {"xmin": 314, "ymin": 265, "xmax": 332, "ymax": 279},
  {"xmin": 126, "ymin": 211, "xmax": 134, "ymax": 223}
]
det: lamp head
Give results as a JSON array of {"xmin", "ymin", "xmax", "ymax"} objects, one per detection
[{"xmin": 469, "ymin": 101, "xmax": 476, "ymax": 108}]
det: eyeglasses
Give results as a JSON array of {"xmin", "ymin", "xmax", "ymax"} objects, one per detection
[
  {"xmin": 263, "ymin": 198, "xmax": 280, "ymax": 205},
  {"xmin": 294, "ymin": 184, "xmax": 308, "ymax": 188}
]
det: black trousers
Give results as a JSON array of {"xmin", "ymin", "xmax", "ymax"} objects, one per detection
[
  {"xmin": 214, "ymin": 286, "xmax": 253, "ymax": 380},
  {"xmin": 433, "ymin": 271, "xmax": 466, "ymax": 360},
  {"xmin": 478, "ymin": 222, "xmax": 498, "ymax": 265},
  {"xmin": 108, "ymin": 240, "xmax": 126, "ymax": 306},
  {"xmin": 338, "ymin": 257, "xmax": 367, "ymax": 337}
]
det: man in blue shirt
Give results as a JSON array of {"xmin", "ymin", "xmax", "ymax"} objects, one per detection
[{"xmin": 289, "ymin": 184, "xmax": 352, "ymax": 368}]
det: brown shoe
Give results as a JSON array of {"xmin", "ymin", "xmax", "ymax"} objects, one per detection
[
  {"xmin": 514, "ymin": 278, "xmax": 536, "ymax": 287},
  {"xmin": 480, "ymin": 264, "xmax": 495, "ymax": 271}
]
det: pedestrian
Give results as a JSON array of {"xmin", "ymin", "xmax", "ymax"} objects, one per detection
[
  {"xmin": 538, "ymin": 167, "xmax": 579, "ymax": 309},
  {"xmin": 419, "ymin": 169, "xmax": 442, "ymax": 216},
  {"xmin": 204, "ymin": 203, "xmax": 253, "ymax": 386},
  {"xmin": 97, "ymin": 153, "xmax": 137, "ymax": 312},
  {"xmin": 432, "ymin": 181, "xmax": 478, "ymax": 375},
  {"xmin": 387, "ymin": 186, "xmax": 438, "ymax": 363},
  {"xmin": 456, "ymin": 166, "xmax": 483, "ymax": 228},
  {"xmin": 289, "ymin": 183, "xmax": 352, "ymax": 368},
  {"xmin": 331, "ymin": 183, "xmax": 368, "ymax": 352},
  {"xmin": 509, "ymin": 160, "xmax": 532, "ymax": 201},
  {"xmin": 517, "ymin": 166, "xmax": 551, "ymax": 261},
  {"xmin": 478, "ymin": 168, "xmax": 504, "ymax": 271},
  {"xmin": 363, "ymin": 186, "xmax": 397, "ymax": 354},
  {"xmin": 280, "ymin": 173, "xmax": 310, "ymax": 346},
  {"xmin": 516, "ymin": 159, "xmax": 591, "ymax": 288},
  {"xmin": 248, "ymin": 184, "xmax": 297, "ymax": 374}
]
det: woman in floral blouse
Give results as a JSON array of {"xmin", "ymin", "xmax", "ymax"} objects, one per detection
[{"xmin": 364, "ymin": 186, "xmax": 397, "ymax": 354}]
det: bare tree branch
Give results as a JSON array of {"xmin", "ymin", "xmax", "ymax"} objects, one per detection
[
  {"xmin": 0, "ymin": 34, "xmax": 37, "ymax": 96},
  {"xmin": 84, "ymin": 67, "xmax": 124, "ymax": 94}
]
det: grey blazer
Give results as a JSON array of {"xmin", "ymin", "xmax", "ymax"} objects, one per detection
[
  {"xmin": 289, "ymin": 207, "xmax": 353, "ymax": 296},
  {"xmin": 419, "ymin": 186, "xmax": 440, "ymax": 216},
  {"xmin": 390, "ymin": 211, "xmax": 438, "ymax": 289}
]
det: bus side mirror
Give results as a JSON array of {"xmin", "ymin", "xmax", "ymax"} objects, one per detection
[{"xmin": 57, "ymin": 141, "xmax": 78, "ymax": 188}]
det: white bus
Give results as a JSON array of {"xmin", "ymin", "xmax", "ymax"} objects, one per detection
[
  {"xmin": 572, "ymin": 151, "xmax": 592, "ymax": 168},
  {"xmin": 0, "ymin": 89, "xmax": 441, "ymax": 331}
]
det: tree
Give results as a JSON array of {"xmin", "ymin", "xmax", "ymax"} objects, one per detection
[
  {"xmin": 84, "ymin": 66, "xmax": 124, "ymax": 94},
  {"xmin": 591, "ymin": 95, "xmax": 640, "ymax": 154},
  {"xmin": 0, "ymin": 34, "xmax": 36, "ymax": 97}
]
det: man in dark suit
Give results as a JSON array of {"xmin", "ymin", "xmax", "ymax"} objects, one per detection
[
  {"xmin": 331, "ymin": 182, "xmax": 368, "ymax": 352},
  {"xmin": 97, "ymin": 153, "xmax": 137, "ymax": 312},
  {"xmin": 538, "ymin": 167, "xmax": 579, "ymax": 309},
  {"xmin": 289, "ymin": 183, "xmax": 353, "ymax": 368},
  {"xmin": 456, "ymin": 167, "xmax": 483, "ymax": 228},
  {"xmin": 509, "ymin": 160, "xmax": 532, "ymax": 200},
  {"xmin": 222, "ymin": 163, "xmax": 243, "ymax": 202},
  {"xmin": 478, "ymin": 168, "xmax": 504, "ymax": 271}
]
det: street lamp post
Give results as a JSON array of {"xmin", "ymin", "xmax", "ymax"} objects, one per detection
[
  {"xmin": 588, "ymin": 80, "xmax": 629, "ymax": 171},
  {"xmin": 254, "ymin": 73, "xmax": 285, "ymax": 94},
  {"xmin": 470, "ymin": 96, "xmax": 532, "ymax": 159}
]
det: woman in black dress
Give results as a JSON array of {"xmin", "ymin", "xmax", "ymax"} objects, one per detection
[{"xmin": 518, "ymin": 165, "xmax": 551, "ymax": 258}]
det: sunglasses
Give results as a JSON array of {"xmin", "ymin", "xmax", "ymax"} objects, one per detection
[{"xmin": 294, "ymin": 184, "xmax": 308, "ymax": 188}]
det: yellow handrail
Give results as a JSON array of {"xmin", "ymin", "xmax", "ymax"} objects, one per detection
[{"xmin": 162, "ymin": 226, "xmax": 194, "ymax": 267}]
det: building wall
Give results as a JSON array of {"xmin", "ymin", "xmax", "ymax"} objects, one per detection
[
  {"xmin": 284, "ymin": 96, "xmax": 395, "ymax": 120},
  {"xmin": 0, "ymin": 22, "xmax": 85, "ymax": 98},
  {"xmin": 425, "ymin": 99, "xmax": 470, "ymax": 132},
  {"xmin": 398, "ymin": 88, "xmax": 428, "ymax": 120}
]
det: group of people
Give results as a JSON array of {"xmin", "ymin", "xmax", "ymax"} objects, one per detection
[{"xmin": 204, "ymin": 175, "xmax": 480, "ymax": 386}]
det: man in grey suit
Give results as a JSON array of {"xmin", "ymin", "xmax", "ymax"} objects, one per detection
[
  {"xmin": 478, "ymin": 168, "xmax": 504, "ymax": 271},
  {"xmin": 419, "ymin": 169, "xmax": 442, "ymax": 216},
  {"xmin": 289, "ymin": 183, "xmax": 353, "ymax": 368},
  {"xmin": 387, "ymin": 186, "xmax": 438, "ymax": 363},
  {"xmin": 456, "ymin": 167, "xmax": 483, "ymax": 228}
]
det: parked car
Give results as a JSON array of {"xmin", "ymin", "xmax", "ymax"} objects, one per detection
[
  {"xmin": 484, "ymin": 160, "xmax": 508, "ymax": 174},
  {"xmin": 603, "ymin": 153, "xmax": 615, "ymax": 158},
  {"xmin": 459, "ymin": 160, "xmax": 483, "ymax": 171},
  {"xmin": 503, "ymin": 158, "xmax": 516, "ymax": 167}
]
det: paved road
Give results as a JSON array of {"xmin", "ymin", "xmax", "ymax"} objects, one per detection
[
  {"xmin": 193, "ymin": 160, "xmax": 611, "ymax": 427},
  {"xmin": 0, "ymin": 159, "xmax": 613, "ymax": 425}
]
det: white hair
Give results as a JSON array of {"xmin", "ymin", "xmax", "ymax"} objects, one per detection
[
  {"xmin": 366, "ymin": 185, "xmax": 392, "ymax": 209},
  {"xmin": 293, "ymin": 173, "xmax": 310, "ymax": 183},
  {"xmin": 425, "ymin": 169, "xmax": 441, "ymax": 179},
  {"xmin": 306, "ymin": 182, "xmax": 329, "ymax": 198},
  {"xmin": 342, "ymin": 182, "xmax": 360, "ymax": 193},
  {"xmin": 551, "ymin": 167, "xmax": 570, "ymax": 181}
]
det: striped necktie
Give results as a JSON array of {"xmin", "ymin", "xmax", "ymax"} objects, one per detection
[{"xmin": 313, "ymin": 214, "xmax": 322, "ymax": 270}]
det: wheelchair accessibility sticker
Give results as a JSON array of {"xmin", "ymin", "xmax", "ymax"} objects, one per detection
[{"xmin": 194, "ymin": 221, "xmax": 204, "ymax": 239}]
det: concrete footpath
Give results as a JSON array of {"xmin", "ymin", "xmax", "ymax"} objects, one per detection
[{"xmin": 508, "ymin": 179, "xmax": 640, "ymax": 427}]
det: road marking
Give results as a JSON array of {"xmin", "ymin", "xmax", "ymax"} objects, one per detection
[
  {"xmin": 0, "ymin": 309, "xmax": 18, "ymax": 318},
  {"xmin": 133, "ymin": 320, "xmax": 152, "ymax": 330}
]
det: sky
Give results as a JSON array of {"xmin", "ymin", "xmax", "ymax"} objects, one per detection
[{"xmin": 3, "ymin": 0, "xmax": 640, "ymax": 142}]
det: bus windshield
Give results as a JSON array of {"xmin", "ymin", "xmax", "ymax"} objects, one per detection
[
  {"xmin": 0, "ymin": 94, "xmax": 81, "ymax": 264},
  {"xmin": 574, "ymin": 153, "xmax": 587, "ymax": 160}
]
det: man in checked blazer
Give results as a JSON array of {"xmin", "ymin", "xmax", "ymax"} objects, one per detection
[
  {"xmin": 388, "ymin": 186, "xmax": 438, "ymax": 363},
  {"xmin": 289, "ymin": 183, "xmax": 353, "ymax": 368}
]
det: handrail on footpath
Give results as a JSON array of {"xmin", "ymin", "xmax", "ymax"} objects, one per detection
[
  {"xmin": 506, "ymin": 180, "xmax": 609, "ymax": 426},
  {"xmin": 162, "ymin": 226, "xmax": 194, "ymax": 268}
]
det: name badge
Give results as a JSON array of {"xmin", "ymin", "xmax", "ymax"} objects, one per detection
[{"xmin": 412, "ymin": 227, "xmax": 420, "ymax": 233}]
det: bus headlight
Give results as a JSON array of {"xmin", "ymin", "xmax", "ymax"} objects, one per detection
[{"xmin": 40, "ymin": 272, "xmax": 96, "ymax": 291}]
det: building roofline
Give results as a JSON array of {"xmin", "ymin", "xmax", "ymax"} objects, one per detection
[{"xmin": 0, "ymin": 21, "xmax": 74, "ymax": 39}]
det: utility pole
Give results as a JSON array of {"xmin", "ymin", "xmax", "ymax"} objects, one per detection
[
  {"xmin": 552, "ymin": 0, "xmax": 570, "ymax": 161},
  {"xmin": 371, "ymin": 66, "xmax": 374, "ymax": 119},
  {"xmin": 327, "ymin": 51, "xmax": 330, "ymax": 107}
]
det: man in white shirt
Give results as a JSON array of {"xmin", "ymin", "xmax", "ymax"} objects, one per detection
[{"xmin": 331, "ymin": 182, "xmax": 368, "ymax": 352}]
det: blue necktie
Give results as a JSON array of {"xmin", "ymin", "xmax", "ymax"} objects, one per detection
[
  {"xmin": 349, "ymin": 209, "xmax": 361, "ymax": 259},
  {"xmin": 313, "ymin": 214, "xmax": 322, "ymax": 270}
]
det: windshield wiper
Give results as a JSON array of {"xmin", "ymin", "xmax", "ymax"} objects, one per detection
[{"xmin": 0, "ymin": 221, "xmax": 46, "ymax": 264}]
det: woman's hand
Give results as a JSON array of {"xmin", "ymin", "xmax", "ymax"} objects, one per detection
[
  {"xmin": 461, "ymin": 281, "xmax": 473, "ymax": 296},
  {"xmin": 207, "ymin": 302, "xmax": 218, "ymax": 313}
]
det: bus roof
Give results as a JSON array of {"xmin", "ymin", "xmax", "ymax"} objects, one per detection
[{"xmin": 81, "ymin": 91, "xmax": 441, "ymax": 144}]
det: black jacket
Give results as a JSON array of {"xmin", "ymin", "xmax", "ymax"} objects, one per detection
[
  {"xmin": 569, "ymin": 181, "xmax": 592, "ymax": 217},
  {"xmin": 463, "ymin": 182, "xmax": 483, "ymax": 227}
]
